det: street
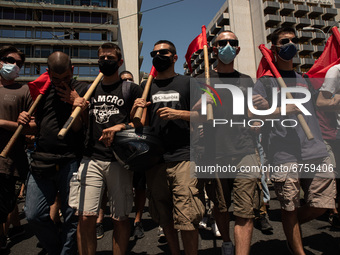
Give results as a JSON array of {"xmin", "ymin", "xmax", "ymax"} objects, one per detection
[{"xmin": 4, "ymin": 183, "xmax": 340, "ymax": 255}]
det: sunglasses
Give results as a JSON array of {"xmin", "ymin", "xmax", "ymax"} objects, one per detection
[
  {"xmin": 150, "ymin": 49, "xmax": 172, "ymax": 58},
  {"xmin": 1, "ymin": 56, "xmax": 23, "ymax": 68},
  {"xmin": 216, "ymin": 39, "xmax": 239, "ymax": 47},
  {"xmin": 121, "ymin": 78, "xmax": 133, "ymax": 82},
  {"xmin": 279, "ymin": 37, "xmax": 299, "ymax": 45}
]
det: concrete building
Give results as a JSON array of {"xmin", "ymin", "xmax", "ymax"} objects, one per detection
[
  {"xmin": 184, "ymin": 0, "xmax": 338, "ymax": 77},
  {"xmin": 0, "ymin": 0, "xmax": 143, "ymax": 82}
]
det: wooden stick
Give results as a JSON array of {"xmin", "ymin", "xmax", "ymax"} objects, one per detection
[
  {"xmin": 259, "ymin": 44, "xmax": 314, "ymax": 140},
  {"xmin": 58, "ymin": 72, "xmax": 103, "ymax": 140},
  {"xmin": 133, "ymin": 66, "xmax": 157, "ymax": 127},
  {"xmin": 0, "ymin": 93, "xmax": 44, "ymax": 158},
  {"xmin": 202, "ymin": 25, "xmax": 214, "ymax": 121}
]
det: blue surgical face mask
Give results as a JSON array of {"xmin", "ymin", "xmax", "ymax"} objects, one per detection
[
  {"xmin": 278, "ymin": 43, "xmax": 297, "ymax": 61},
  {"xmin": 218, "ymin": 44, "xmax": 237, "ymax": 65},
  {"xmin": 0, "ymin": 63, "xmax": 20, "ymax": 81}
]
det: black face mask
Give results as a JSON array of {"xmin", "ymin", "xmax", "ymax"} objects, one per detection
[
  {"xmin": 152, "ymin": 55, "xmax": 172, "ymax": 72},
  {"xmin": 98, "ymin": 59, "xmax": 119, "ymax": 76}
]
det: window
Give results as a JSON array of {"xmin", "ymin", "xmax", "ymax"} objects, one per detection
[
  {"xmin": 79, "ymin": 47, "xmax": 90, "ymax": 58},
  {"xmin": 3, "ymin": 8, "xmax": 14, "ymax": 19},
  {"xmin": 80, "ymin": 13, "xmax": 90, "ymax": 23},
  {"xmin": 91, "ymin": 13, "xmax": 101, "ymax": 23},
  {"xmin": 90, "ymin": 66, "xmax": 99, "ymax": 75},
  {"xmin": 65, "ymin": 12, "xmax": 71, "ymax": 22},
  {"xmin": 2, "ymin": 29, "xmax": 14, "ymax": 38},
  {"xmin": 79, "ymin": 66, "xmax": 90, "ymax": 75},
  {"xmin": 42, "ymin": 10, "xmax": 53, "ymax": 22},
  {"xmin": 14, "ymin": 30, "xmax": 26, "ymax": 38},
  {"xmin": 54, "ymin": 11, "xmax": 64, "ymax": 22},
  {"xmin": 72, "ymin": 47, "xmax": 79, "ymax": 58},
  {"xmin": 40, "ymin": 65, "xmax": 48, "ymax": 74},
  {"xmin": 42, "ymin": 31, "xmax": 52, "ymax": 39},
  {"xmin": 79, "ymin": 32, "xmax": 91, "ymax": 40},
  {"xmin": 91, "ymin": 32, "xmax": 101, "ymax": 41},
  {"xmin": 15, "ymin": 9, "xmax": 26, "ymax": 20},
  {"xmin": 35, "ymin": 46, "xmax": 41, "ymax": 58},
  {"xmin": 24, "ymin": 64, "xmax": 31, "ymax": 75},
  {"xmin": 90, "ymin": 48, "xmax": 98, "ymax": 58}
]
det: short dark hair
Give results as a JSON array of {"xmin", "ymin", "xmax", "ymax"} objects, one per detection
[
  {"xmin": 271, "ymin": 27, "xmax": 296, "ymax": 45},
  {"xmin": 119, "ymin": 70, "xmax": 133, "ymax": 78},
  {"xmin": 154, "ymin": 40, "xmax": 177, "ymax": 55},
  {"xmin": 0, "ymin": 45, "xmax": 25, "ymax": 63},
  {"xmin": 47, "ymin": 51, "xmax": 72, "ymax": 74},
  {"xmin": 98, "ymin": 42, "xmax": 122, "ymax": 60}
]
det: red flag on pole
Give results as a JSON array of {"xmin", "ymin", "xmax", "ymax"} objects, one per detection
[
  {"xmin": 256, "ymin": 45, "xmax": 275, "ymax": 78},
  {"xmin": 27, "ymin": 72, "xmax": 51, "ymax": 100},
  {"xmin": 306, "ymin": 27, "xmax": 340, "ymax": 89},
  {"xmin": 185, "ymin": 26, "xmax": 207, "ymax": 73},
  {"xmin": 149, "ymin": 65, "xmax": 157, "ymax": 78}
]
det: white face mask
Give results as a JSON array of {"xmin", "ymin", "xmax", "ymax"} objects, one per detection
[{"xmin": 0, "ymin": 63, "xmax": 20, "ymax": 81}]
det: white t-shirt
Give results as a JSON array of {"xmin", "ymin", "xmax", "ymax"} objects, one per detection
[{"xmin": 320, "ymin": 64, "xmax": 340, "ymax": 129}]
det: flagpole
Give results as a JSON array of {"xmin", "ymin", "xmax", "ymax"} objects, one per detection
[
  {"xmin": 259, "ymin": 44, "xmax": 314, "ymax": 140},
  {"xmin": 133, "ymin": 66, "xmax": 157, "ymax": 128},
  {"xmin": 0, "ymin": 93, "xmax": 44, "ymax": 158},
  {"xmin": 58, "ymin": 72, "xmax": 103, "ymax": 140},
  {"xmin": 202, "ymin": 25, "xmax": 214, "ymax": 121}
]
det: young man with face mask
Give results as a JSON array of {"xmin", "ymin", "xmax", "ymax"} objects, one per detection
[
  {"xmin": 197, "ymin": 30, "xmax": 263, "ymax": 255},
  {"xmin": 0, "ymin": 45, "xmax": 33, "ymax": 250},
  {"xmin": 252, "ymin": 27, "xmax": 336, "ymax": 255},
  {"xmin": 20, "ymin": 51, "xmax": 88, "ymax": 255},
  {"xmin": 70, "ymin": 42, "xmax": 143, "ymax": 255},
  {"xmin": 132, "ymin": 40, "xmax": 205, "ymax": 255}
]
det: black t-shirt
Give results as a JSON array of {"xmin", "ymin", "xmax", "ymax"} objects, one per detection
[
  {"xmin": 142, "ymin": 74, "xmax": 200, "ymax": 162},
  {"xmin": 201, "ymin": 70, "xmax": 256, "ymax": 159},
  {"xmin": 84, "ymin": 80, "xmax": 143, "ymax": 161},
  {"xmin": 35, "ymin": 79, "xmax": 88, "ymax": 158}
]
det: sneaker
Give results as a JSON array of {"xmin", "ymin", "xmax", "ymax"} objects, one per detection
[
  {"xmin": 255, "ymin": 215, "xmax": 273, "ymax": 232},
  {"xmin": 7, "ymin": 225, "xmax": 25, "ymax": 240},
  {"xmin": 221, "ymin": 241, "xmax": 234, "ymax": 255},
  {"xmin": 211, "ymin": 222, "xmax": 221, "ymax": 237},
  {"xmin": 329, "ymin": 213, "xmax": 340, "ymax": 229},
  {"xmin": 133, "ymin": 222, "xmax": 145, "ymax": 239},
  {"xmin": 157, "ymin": 226, "xmax": 167, "ymax": 243},
  {"xmin": 96, "ymin": 223, "xmax": 104, "ymax": 240},
  {"xmin": 0, "ymin": 235, "xmax": 7, "ymax": 251},
  {"xmin": 199, "ymin": 216, "xmax": 208, "ymax": 229}
]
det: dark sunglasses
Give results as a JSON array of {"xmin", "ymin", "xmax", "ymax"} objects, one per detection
[
  {"xmin": 216, "ymin": 39, "xmax": 239, "ymax": 47},
  {"xmin": 150, "ymin": 49, "xmax": 171, "ymax": 58},
  {"xmin": 279, "ymin": 37, "xmax": 299, "ymax": 45},
  {"xmin": 121, "ymin": 78, "xmax": 133, "ymax": 82},
  {"xmin": 1, "ymin": 56, "xmax": 23, "ymax": 68}
]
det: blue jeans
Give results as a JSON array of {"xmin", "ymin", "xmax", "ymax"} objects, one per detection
[{"xmin": 25, "ymin": 159, "xmax": 79, "ymax": 255}]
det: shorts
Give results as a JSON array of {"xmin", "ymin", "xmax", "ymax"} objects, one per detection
[
  {"xmin": 146, "ymin": 161, "xmax": 205, "ymax": 231},
  {"xmin": 0, "ymin": 174, "xmax": 17, "ymax": 223},
  {"xmin": 272, "ymin": 157, "xmax": 336, "ymax": 211},
  {"xmin": 205, "ymin": 154, "xmax": 262, "ymax": 219},
  {"xmin": 69, "ymin": 157, "xmax": 133, "ymax": 220}
]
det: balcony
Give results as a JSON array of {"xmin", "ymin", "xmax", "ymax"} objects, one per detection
[
  {"xmin": 281, "ymin": 16, "xmax": 296, "ymax": 26},
  {"xmin": 220, "ymin": 25, "xmax": 232, "ymax": 33},
  {"xmin": 292, "ymin": 57, "xmax": 300, "ymax": 65},
  {"xmin": 266, "ymin": 27, "xmax": 276, "ymax": 40},
  {"xmin": 311, "ymin": 19, "xmax": 325, "ymax": 29},
  {"xmin": 217, "ymin": 13, "xmax": 229, "ymax": 26},
  {"xmin": 300, "ymin": 58, "xmax": 315, "ymax": 67},
  {"xmin": 264, "ymin": 14, "xmax": 281, "ymax": 27},
  {"xmin": 322, "ymin": 8, "xmax": 337, "ymax": 20},
  {"xmin": 263, "ymin": 1, "xmax": 280, "ymax": 14},
  {"xmin": 280, "ymin": 3, "xmax": 295, "ymax": 16},
  {"xmin": 314, "ymin": 45, "xmax": 325, "ymax": 52},
  {"xmin": 211, "ymin": 23, "xmax": 221, "ymax": 35},
  {"xmin": 296, "ymin": 18, "xmax": 311, "ymax": 28},
  {"xmin": 207, "ymin": 30, "xmax": 215, "ymax": 41},
  {"xmin": 309, "ymin": 6, "xmax": 323, "ymax": 18},
  {"xmin": 324, "ymin": 21, "xmax": 339, "ymax": 32},
  {"xmin": 298, "ymin": 44, "xmax": 314, "ymax": 54},
  {"xmin": 311, "ymin": 32, "xmax": 326, "ymax": 44},
  {"xmin": 294, "ymin": 4, "xmax": 309, "ymax": 17},
  {"xmin": 297, "ymin": 30, "xmax": 312, "ymax": 40}
]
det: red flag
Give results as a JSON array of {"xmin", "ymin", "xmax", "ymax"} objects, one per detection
[
  {"xmin": 149, "ymin": 66, "xmax": 157, "ymax": 78},
  {"xmin": 306, "ymin": 26, "xmax": 340, "ymax": 89},
  {"xmin": 185, "ymin": 26, "xmax": 207, "ymax": 73},
  {"xmin": 27, "ymin": 72, "xmax": 51, "ymax": 100},
  {"xmin": 256, "ymin": 45, "xmax": 275, "ymax": 78}
]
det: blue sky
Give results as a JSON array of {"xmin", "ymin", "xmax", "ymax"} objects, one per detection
[{"xmin": 139, "ymin": 0, "xmax": 226, "ymax": 74}]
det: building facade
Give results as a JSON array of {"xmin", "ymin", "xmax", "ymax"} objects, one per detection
[
  {"xmin": 0, "ymin": 0, "xmax": 142, "ymax": 82},
  {"xmin": 184, "ymin": 0, "xmax": 338, "ymax": 77}
]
